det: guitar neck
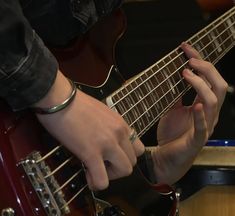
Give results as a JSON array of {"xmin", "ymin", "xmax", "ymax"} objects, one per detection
[{"xmin": 106, "ymin": 6, "xmax": 235, "ymax": 137}]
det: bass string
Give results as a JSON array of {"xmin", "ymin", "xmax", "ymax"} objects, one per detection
[{"xmin": 109, "ymin": 7, "xmax": 235, "ymax": 114}]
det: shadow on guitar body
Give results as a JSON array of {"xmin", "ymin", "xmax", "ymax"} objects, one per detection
[{"xmin": 0, "ymin": 8, "xmax": 176, "ymax": 216}]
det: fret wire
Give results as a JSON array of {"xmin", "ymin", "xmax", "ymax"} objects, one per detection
[
  {"xmin": 109, "ymin": 51, "xmax": 184, "ymax": 110},
  {"xmin": 53, "ymin": 169, "xmax": 83, "ymax": 194},
  {"xmin": 222, "ymin": 24, "xmax": 234, "ymax": 48},
  {"xmin": 138, "ymin": 85, "xmax": 191, "ymax": 137},
  {"xmin": 132, "ymin": 88, "xmax": 148, "ymax": 130},
  {"xmin": 124, "ymin": 91, "xmax": 143, "ymax": 133},
  {"xmin": 139, "ymin": 88, "xmax": 149, "ymax": 124},
  {"xmin": 166, "ymin": 60, "xmax": 179, "ymax": 94},
  {"xmin": 119, "ymin": 13, "xmax": 235, "ymax": 114},
  {"xmin": 161, "ymin": 60, "xmax": 173, "ymax": 95},
  {"xmin": 136, "ymin": 78, "xmax": 153, "ymax": 120},
  {"xmin": 122, "ymin": 34, "xmax": 234, "ymax": 136},
  {"xmin": 26, "ymin": 11, "xmax": 235, "ymax": 212},
  {"xmin": 119, "ymin": 50, "xmax": 195, "ymax": 127},
  {"xmin": 125, "ymin": 96, "xmax": 138, "ymax": 124},
  {"xmin": 141, "ymin": 76, "xmax": 159, "ymax": 119},
  {"xmin": 107, "ymin": 8, "xmax": 235, "ymax": 137},
  {"xmin": 163, "ymin": 60, "xmax": 178, "ymax": 98},
  {"xmin": 148, "ymin": 70, "xmax": 162, "ymax": 111},
  {"xmin": 31, "ymin": 11, "xmax": 235, "ymax": 212},
  {"xmin": 128, "ymin": 28, "xmax": 235, "ymax": 136},
  {"xmin": 117, "ymin": 89, "xmax": 135, "ymax": 125},
  {"xmin": 149, "ymin": 69, "xmax": 164, "ymax": 111},
  {"xmin": 216, "ymin": 25, "xmax": 227, "ymax": 51},
  {"xmin": 109, "ymin": 7, "xmax": 235, "ymax": 110},
  {"xmin": 128, "ymin": 76, "xmax": 188, "ymax": 131},
  {"xmin": 146, "ymin": 83, "xmax": 159, "ymax": 107},
  {"xmin": 136, "ymin": 31, "xmax": 235, "ymax": 137},
  {"xmin": 190, "ymin": 20, "xmax": 235, "ymax": 61},
  {"xmin": 116, "ymin": 98, "xmax": 131, "ymax": 124},
  {"xmin": 119, "ymin": 57, "xmax": 187, "ymax": 119},
  {"xmin": 210, "ymin": 37, "xmax": 235, "ymax": 65},
  {"xmin": 186, "ymin": 7, "xmax": 235, "ymax": 49},
  {"xmin": 60, "ymin": 184, "xmax": 88, "ymax": 210},
  {"xmin": 198, "ymin": 23, "xmax": 235, "ymax": 64},
  {"xmin": 171, "ymin": 60, "xmax": 183, "ymax": 95},
  {"xmin": 39, "ymin": 28, "xmax": 235, "ymax": 199}
]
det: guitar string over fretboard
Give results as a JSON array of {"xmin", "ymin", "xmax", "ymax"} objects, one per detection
[
  {"xmin": 108, "ymin": 6, "xmax": 235, "ymax": 138},
  {"xmin": 20, "ymin": 7, "xmax": 235, "ymax": 215}
]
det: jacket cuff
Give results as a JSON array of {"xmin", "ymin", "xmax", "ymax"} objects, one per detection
[{"xmin": 0, "ymin": 33, "xmax": 58, "ymax": 111}]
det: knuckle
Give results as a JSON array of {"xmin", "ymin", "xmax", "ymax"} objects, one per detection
[
  {"xmin": 210, "ymin": 96, "xmax": 218, "ymax": 107},
  {"xmin": 199, "ymin": 61, "xmax": 213, "ymax": 73},
  {"xmin": 202, "ymin": 61, "xmax": 213, "ymax": 70},
  {"xmin": 197, "ymin": 76, "xmax": 205, "ymax": 85},
  {"xmin": 82, "ymin": 151, "xmax": 95, "ymax": 164},
  {"xmin": 132, "ymin": 156, "xmax": 137, "ymax": 166},
  {"xmin": 221, "ymin": 81, "xmax": 228, "ymax": 92},
  {"xmin": 113, "ymin": 121, "xmax": 128, "ymax": 137},
  {"xmin": 124, "ymin": 164, "xmax": 133, "ymax": 176},
  {"xmin": 206, "ymin": 61, "xmax": 213, "ymax": 68},
  {"xmin": 97, "ymin": 132, "xmax": 116, "ymax": 148},
  {"xmin": 134, "ymin": 141, "xmax": 145, "ymax": 156}
]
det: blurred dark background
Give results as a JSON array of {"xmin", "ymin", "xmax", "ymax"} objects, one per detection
[
  {"xmin": 116, "ymin": 0, "xmax": 235, "ymax": 144},
  {"xmin": 114, "ymin": 0, "xmax": 235, "ymax": 205}
]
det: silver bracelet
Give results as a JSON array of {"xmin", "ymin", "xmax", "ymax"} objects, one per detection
[{"xmin": 32, "ymin": 79, "xmax": 77, "ymax": 114}]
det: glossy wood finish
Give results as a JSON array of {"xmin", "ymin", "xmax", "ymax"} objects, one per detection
[
  {"xmin": 0, "ymin": 101, "xmax": 96, "ymax": 215},
  {"xmin": 51, "ymin": 9, "xmax": 126, "ymax": 86},
  {"xmin": 197, "ymin": 0, "xmax": 233, "ymax": 13},
  {"xmin": 0, "ymin": 8, "xmax": 127, "ymax": 216},
  {"xmin": 0, "ymin": 9, "xmax": 176, "ymax": 216},
  {"xmin": 0, "ymin": 103, "xmax": 37, "ymax": 215}
]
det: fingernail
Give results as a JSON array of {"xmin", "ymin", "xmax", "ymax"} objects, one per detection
[
  {"xmin": 181, "ymin": 42, "xmax": 190, "ymax": 47},
  {"xmin": 189, "ymin": 58, "xmax": 197, "ymax": 64},
  {"xmin": 184, "ymin": 69, "xmax": 194, "ymax": 76}
]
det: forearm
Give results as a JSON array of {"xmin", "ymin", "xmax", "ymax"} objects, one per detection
[{"xmin": 0, "ymin": 0, "xmax": 58, "ymax": 111}]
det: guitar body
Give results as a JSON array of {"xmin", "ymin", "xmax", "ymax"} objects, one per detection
[
  {"xmin": 2, "ymin": 2, "xmax": 235, "ymax": 214},
  {"xmin": 0, "ymin": 103, "xmax": 96, "ymax": 215},
  {"xmin": 0, "ymin": 9, "xmax": 176, "ymax": 216},
  {"xmin": 197, "ymin": 0, "xmax": 233, "ymax": 13}
]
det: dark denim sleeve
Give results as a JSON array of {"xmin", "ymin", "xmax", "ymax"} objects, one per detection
[{"xmin": 0, "ymin": 0, "xmax": 58, "ymax": 111}]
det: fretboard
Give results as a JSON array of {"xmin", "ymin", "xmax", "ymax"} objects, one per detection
[{"xmin": 107, "ymin": 6, "xmax": 235, "ymax": 137}]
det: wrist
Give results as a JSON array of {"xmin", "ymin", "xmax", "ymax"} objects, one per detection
[{"xmin": 32, "ymin": 70, "xmax": 76, "ymax": 114}]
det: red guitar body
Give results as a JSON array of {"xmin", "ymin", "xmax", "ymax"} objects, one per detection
[{"xmin": 0, "ymin": 9, "xmax": 176, "ymax": 216}]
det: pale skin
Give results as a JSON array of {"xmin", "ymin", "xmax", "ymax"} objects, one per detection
[
  {"xmin": 34, "ymin": 42, "xmax": 228, "ymax": 190},
  {"xmin": 152, "ymin": 42, "xmax": 228, "ymax": 184}
]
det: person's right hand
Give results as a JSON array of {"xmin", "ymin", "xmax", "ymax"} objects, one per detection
[{"xmin": 34, "ymin": 71, "xmax": 145, "ymax": 190}]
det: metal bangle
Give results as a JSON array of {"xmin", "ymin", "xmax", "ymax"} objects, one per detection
[{"xmin": 32, "ymin": 79, "xmax": 77, "ymax": 114}]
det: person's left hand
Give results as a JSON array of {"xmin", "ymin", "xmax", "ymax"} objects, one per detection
[{"xmin": 151, "ymin": 42, "xmax": 228, "ymax": 184}]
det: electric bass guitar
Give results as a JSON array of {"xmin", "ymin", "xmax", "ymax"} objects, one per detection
[{"xmin": 1, "ymin": 5, "xmax": 235, "ymax": 216}]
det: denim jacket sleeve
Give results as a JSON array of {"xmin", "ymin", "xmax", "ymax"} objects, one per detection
[
  {"xmin": 0, "ymin": 0, "xmax": 58, "ymax": 111},
  {"xmin": 0, "ymin": 0, "xmax": 121, "ymax": 111}
]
